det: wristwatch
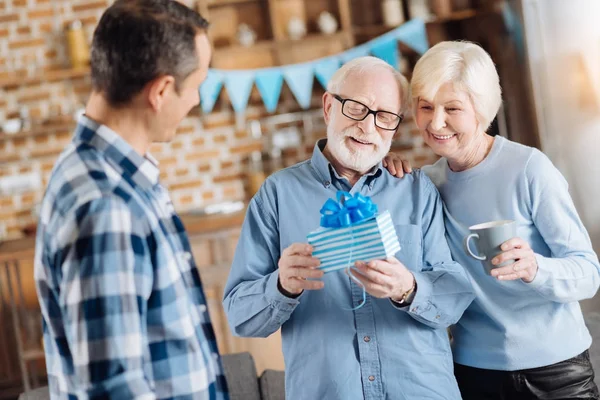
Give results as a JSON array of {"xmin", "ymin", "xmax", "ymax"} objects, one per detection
[{"xmin": 392, "ymin": 278, "xmax": 417, "ymax": 306}]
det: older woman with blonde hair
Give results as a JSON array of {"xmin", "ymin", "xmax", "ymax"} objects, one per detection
[{"xmin": 386, "ymin": 41, "xmax": 600, "ymax": 399}]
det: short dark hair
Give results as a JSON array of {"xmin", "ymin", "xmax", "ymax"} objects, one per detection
[{"xmin": 90, "ymin": 0, "xmax": 209, "ymax": 106}]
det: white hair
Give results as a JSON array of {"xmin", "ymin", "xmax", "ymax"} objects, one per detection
[
  {"xmin": 327, "ymin": 56, "xmax": 411, "ymax": 116},
  {"xmin": 411, "ymin": 41, "xmax": 502, "ymax": 132}
]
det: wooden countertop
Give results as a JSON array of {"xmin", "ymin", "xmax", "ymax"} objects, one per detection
[{"xmin": 0, "ymin": 208, "xmax": 247, "ymax": 263}]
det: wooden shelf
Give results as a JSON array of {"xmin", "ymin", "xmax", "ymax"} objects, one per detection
[
  {"xmin": 207, "ymin": 0, "xmax": 263, "ymax": 6},
  {"xmin": 0, "ymin": 207, "xmax": 247, "ymax": 262},
  {"xmin": 22, "ymin": 349, "xmax": 45, "ymax": 361},
  {"xmin": 0, "ymin": 66, "xmax": 90, "ymax": 89},
  {"xmin": 0, "ymin": 118, "xmax": 74, "ymax": 143},
  {"xmin": 212, "ymin": 31, "xmax": 351, "ymax": 64},
  {"xmin": 352, "ymin": 24, "xmax": 393, "ymax": 37},
  {"xmin": 275, "ymin": 31, "xmax": 351, "ymax": 48},
  {"xmin": 428, "ymin": 9, "xmax": 478, "ymax": 23},
  {"xmin": 214, "ymin": 38, "xmax": 275, "ymax": 55}
]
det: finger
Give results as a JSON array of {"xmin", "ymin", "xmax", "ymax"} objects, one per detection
[
  {"xmin": 402, "ymin": 159, "xmax": 413, "ymax": 173},
  {"xmin": 382, "ymin": 159, "xmax": 388, "ymax": 168},
  {"xmin": 365, "ymin": 259, "xmax": 400, "ymax": 276},
  {"xmin": 511, "ymin": 258, "xmax": 536, "ymax": 272},
  {"xmin": 394, "ymin": 160, "xmax": 405, "ymax": 177},
  {"xmin": 349, "ymin": 269, "xmax": 386, "ymax": 294},
  {"xmin": 388, "ymin": 161, "xmax": 398, "ymax": 177},
  {"xmin": 355, "ymin": 263, "xmax": 388, "ymax": 285},
  {"xmin": 289, "ymin": 266, "xmax": 324, "ymax": 280},
  {"xmin": 490, "ymin": 263, "xmax": 519, "ymax": 278},
  {"xmin": 281, "ymin": 255, "xmax": 321, "ymax": 271},
  {"xmin": 491, "ymin": 249, "xmax": 530, "ymax": 266},
  {"xmin": 497, "ymin": 269, "xmax": 529, "ymax": 281},
  {"xmin": 282, "ymin": 243, "xmax": 313, "ymax": 257},
  {"xmin": 500, "ymin": 237, "xmax": 530, "ymax": 251},
  {"xmin": 350, "ymin": 269, "xmax": 379, "ymax": 288}
]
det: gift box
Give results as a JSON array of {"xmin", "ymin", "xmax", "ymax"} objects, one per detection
[{"xmin": 307, "ymin": 191, "xmax": 401, "ymax": 273}]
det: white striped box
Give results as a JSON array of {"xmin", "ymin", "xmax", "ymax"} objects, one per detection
[{"xmin": 307, "ymin": 210, "xmax": 401, "ymax": 273}]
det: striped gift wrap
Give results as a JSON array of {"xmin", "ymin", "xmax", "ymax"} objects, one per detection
[{"xmin": 307, "ymin": 210, "xmax": 401, "ymax": 273}]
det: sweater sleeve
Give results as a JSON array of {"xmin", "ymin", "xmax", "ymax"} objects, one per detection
[{"xmin": 524, "ymin": 150, "xmax": 600, "ymax": 302}]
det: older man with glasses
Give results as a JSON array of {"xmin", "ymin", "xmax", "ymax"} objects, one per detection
[{"xmin": 223, "ymin": 56, "xmax": 474, "ymax": 400}]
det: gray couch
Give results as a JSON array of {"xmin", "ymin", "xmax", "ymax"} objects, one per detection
[
  {"xmin": 18, "ymin": 352, "xmax": 284, "ymax": 400},
  {"xmin": 222, "ymin": 352, "xmax": 285, "ymax": 400}
]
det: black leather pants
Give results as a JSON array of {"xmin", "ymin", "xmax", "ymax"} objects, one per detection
[{"xmin": 454, "ymin": 350, "xmax": 600, "ymax": 400}]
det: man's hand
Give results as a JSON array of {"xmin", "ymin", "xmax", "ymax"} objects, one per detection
[
  {"xmin": 382, "ymin": 152, "xmax": 412, "ymax": 178},
  {"xmin": 278, "ymin": 243, "xmax": 324, "ymax": 296},
  {"xmin": 490, "ymin": 238, "xmax": 538, "ymax": 283},
  {"xmin": 349, "ymin": 256, "xmax": 414, "ymax": 300}
]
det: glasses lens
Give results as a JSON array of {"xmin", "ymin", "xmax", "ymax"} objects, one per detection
[
  {"xmin": 376, "ymin": 111, "xmax": 401, "ymax": 130},
  {"xmin": 342, "ymin": 99, "xmax": 368, "ymax": 120}
]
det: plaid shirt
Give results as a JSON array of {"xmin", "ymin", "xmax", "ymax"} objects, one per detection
[{"xmin": 34, "ymin": 116, "xmax": 229, "ymax": 400}]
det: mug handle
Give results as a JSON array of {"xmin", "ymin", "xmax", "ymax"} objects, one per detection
[{"xmin": 463, "ymin": 233, "xmax": 486, "ymax": 261}]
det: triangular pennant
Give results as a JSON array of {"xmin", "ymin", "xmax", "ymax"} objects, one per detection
[
  {"xmin": 199, "ymin": 70, "xmax": 223, "ymax": 113},
  {"xmin": 314, "ymin": 58, "xmax": 340, "ymax": 90},
  {"xmin": 340, "ymin": 44, "xmax": 371, "ymax": 63},
  {"xmin": 224, "ymin": 71, "xmax": 255, "ymax": 113},
  {"xmin": 394, "ymin": 19, "xmax": 429, "ymax": 55},
  {"xmin": 255, "ymin": 69, "xmax": 284, "ymax": 113},
  {"xmin": 370, "ymin": 38, "xmax": 400, "ymax": 69},
  {"xmin": 283, "ymin": 64, "xmax": 314, "ymax": 109}
]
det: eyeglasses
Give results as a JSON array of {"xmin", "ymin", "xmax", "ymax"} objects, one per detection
[{"xmin": 332, "ymin": 94, "xmax": 403, "ymax": 131}]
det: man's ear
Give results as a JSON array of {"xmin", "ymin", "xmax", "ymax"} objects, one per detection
[
  {"xmin": 323, "ymin": 92, "xmax": 334, "ymax": 125},
  {"xmin": 147, "ymin": 75, "xmax": 175, "ymax": 112}
]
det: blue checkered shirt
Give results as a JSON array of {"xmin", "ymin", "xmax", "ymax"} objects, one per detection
[{"xmin": 34, "ymin": 116, "xmax": 229, "ymax": 399}]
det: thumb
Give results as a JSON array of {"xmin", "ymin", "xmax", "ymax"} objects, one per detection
[{"xmin": 386, "ymin": 256, "xmax": 400, "ymax": 264}]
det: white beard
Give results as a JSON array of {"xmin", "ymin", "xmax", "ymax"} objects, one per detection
[{"xmin": 326, "ymin": 118, "xmax": 392, "ymax": 174}]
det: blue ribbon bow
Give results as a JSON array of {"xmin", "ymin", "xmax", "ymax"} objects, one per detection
[{"xmin": 319, "ymin": 191, "xmax": 378, "ymax": 228}]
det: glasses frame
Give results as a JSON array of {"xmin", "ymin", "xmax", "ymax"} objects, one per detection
[{"xmin": 332, "ymin": 94, "xmax": 403, "ymax": 131}]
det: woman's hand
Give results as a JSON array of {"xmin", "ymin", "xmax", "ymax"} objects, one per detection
[
  {"xmin": 490, "ymin": 238, "xmax": 539, "ymax": 283},
  {"xmin": 382, "ymin": 152, "xmax": 412, "ymax": 178}
]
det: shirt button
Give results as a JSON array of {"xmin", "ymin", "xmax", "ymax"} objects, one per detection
[
  {"xmin": 411, "ymin": 307, "xmax": 419, "ymax": 312},
  {"xmin": 199, "ymin": 305, "xmax": 207, "ymax": 312},
  {"xmin": 363, "ymin": 336, "xmax": 371, "ymax": 343},
  {"xmin": 324, "ymin": 181, "xmax": 331, "ymax": 188},
  {"xmin": 435, "ymin": 315, "xmax": 441, "ymax": 319},
  {"xmin": 182, "ymin": 252, "xmax": 192, "ymax": 261},
  {"xmin": 368, "ymin": 375, "xmax": 375, "ymax": 382}
]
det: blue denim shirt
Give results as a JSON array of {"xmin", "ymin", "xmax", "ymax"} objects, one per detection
[{"xmin": 223, "ymin": 140, "xmax": 474, "ymax": 400}]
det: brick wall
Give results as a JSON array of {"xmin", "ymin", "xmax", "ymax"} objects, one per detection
[{"xmin": 0, "ymin": 0, "xmax": 438, "ymax": 241}]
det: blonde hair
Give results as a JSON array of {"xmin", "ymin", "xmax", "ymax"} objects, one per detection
[
  {"xmin": 411, "ymin": 41, "xmax": 502, "ymax": 132},
  {"xmin": 327, "ymin": 56, "xmax": 411, "ymax": 116}
]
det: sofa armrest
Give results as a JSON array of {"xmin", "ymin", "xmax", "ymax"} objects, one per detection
[
  {"xmin": 259, "ymin": 369, "xmax": 285, "ymax": 400},
  {"xmin": 221, "ymin": 352, "xmax": 262, "ymax": 400}
]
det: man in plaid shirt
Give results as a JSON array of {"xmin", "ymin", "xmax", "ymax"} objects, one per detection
[{"xmin": 34, "ymin": 1, "xmax": 228, "ymax": 398}]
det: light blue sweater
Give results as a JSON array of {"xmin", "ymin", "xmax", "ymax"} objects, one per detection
[{"xmin": 423, "ymin": 135, "xmax": 600, "ymax": 370}]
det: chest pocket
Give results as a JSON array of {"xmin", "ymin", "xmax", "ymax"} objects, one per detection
[{"xmin": 393, "ymin": 224, "xmax": 422, "ymax": 272}]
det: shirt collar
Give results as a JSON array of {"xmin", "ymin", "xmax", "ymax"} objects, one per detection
[
  {"xmin": 72, "ymin": 115, "xmax": 160, "ymax": 190},
  {"xmin": 310, "ymin": 138, "xmax": 383, "ymax": 188}
]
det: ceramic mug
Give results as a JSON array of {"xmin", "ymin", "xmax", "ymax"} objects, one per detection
[{"xmin": 463, "ymin": 220, "xmax": 517, "ymax": 274}]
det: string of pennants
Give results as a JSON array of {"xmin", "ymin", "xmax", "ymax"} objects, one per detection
[{"xmin": 199, "ymin": 19, "xmax": 429, "ymax": 114}]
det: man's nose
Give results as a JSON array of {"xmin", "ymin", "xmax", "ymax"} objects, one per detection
[{"xmin": 358, "ymin": 112, "xmax": 376, "ymax": 131}]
